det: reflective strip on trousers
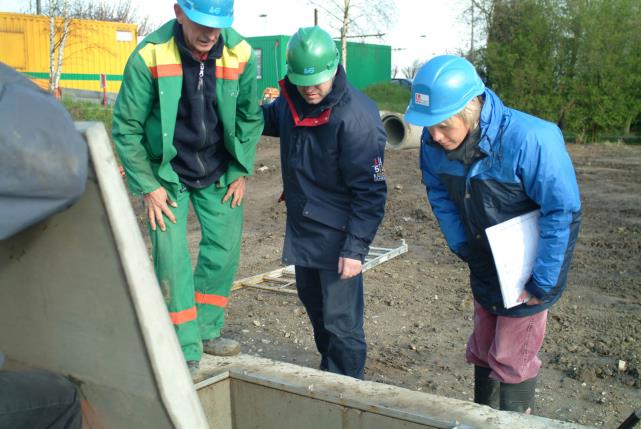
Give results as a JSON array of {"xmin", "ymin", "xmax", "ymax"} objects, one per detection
[
  {"xmin": 195, "ymin": 292, "xmax": 229, "ymax": 308},
  {"xmin": 169, "ymin": 306, "xmax": 197, "ymax": 325}
]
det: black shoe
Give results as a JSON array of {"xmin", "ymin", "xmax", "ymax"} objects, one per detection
[{"xmin": 187, "ymin": 360, "xmax": 200, "ymax": 376}]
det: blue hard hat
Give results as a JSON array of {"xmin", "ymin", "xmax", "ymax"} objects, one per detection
[
  {"xmin": 177, "ymin": 0, "xmax": 234, "ymax": 29},
  {"xmin": 404, "ymin": 55, "xmax": 485, "ymax": 127}
]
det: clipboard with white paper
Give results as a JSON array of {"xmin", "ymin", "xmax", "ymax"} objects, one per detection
[{"xmin": 485, "ymin": 210, "xmax": 540, "ymax": 309}]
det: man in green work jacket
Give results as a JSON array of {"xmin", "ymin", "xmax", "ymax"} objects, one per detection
[{"xmin": 112, "ymin": 0, "xmax": 263, "ymax": 375}]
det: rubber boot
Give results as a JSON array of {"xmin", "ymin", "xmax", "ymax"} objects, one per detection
[
  {"xmin": 474, "ymin": 365, "xmax": 500, "ymax": 409},
  {"xmin": 500, "ymin": 376, "xmax": 537, "ymax": 413}
]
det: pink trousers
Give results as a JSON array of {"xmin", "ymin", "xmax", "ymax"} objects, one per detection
[{"xmin": 466, "ymin": 300, "xmax": 548, "ymax": 384}]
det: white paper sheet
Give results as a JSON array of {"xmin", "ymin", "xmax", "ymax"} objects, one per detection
[{"xmin": 485, "ymin": 210, "xmax": 540, "ymax": 309}]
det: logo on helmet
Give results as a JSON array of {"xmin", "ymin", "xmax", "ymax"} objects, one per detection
[
  {"xmin": 415, "ymin": 93, "xmax": 430, "ymax": 107},
  {"xmin": 303, "ymin": 67, "xmax": 316, "ymax": 75}
]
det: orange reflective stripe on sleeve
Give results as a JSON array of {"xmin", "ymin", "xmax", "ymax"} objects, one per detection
[
  {"xmin": 169, "ymin": 306, "xmax": 197, "ymax": 325},
  {"xmin": 195, "ymin": 292, "xmax": 229, "ymax": 308}
]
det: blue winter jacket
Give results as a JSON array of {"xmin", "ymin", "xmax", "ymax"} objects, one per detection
[
  {"xmin": 420, "ymin": 88, "xmax": 581, "ymax": 316},
  {"xmin": 262, "ymin": 66, "xmax": 387, "ymax": 270}
]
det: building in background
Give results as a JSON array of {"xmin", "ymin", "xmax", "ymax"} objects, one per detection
[
  {"xmin": 248, "ymin": 35, "xmax": 391, "ymax": 99},
  {"xmin": 0, "ymin": 13, "xmax": 390, "ymax": 102},
  {"xmin": 0, "ymin": 12, "xmax": 136, "ymax": 94}
]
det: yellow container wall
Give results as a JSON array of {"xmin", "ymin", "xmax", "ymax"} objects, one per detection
[{"xmin": 0, "ymin": 12, "xmax": 137, "ymax": 93}]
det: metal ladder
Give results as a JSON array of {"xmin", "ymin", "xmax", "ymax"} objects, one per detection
[{"xmin": 232, "ymin": 240, "xmax": 408, "ymax": 295}]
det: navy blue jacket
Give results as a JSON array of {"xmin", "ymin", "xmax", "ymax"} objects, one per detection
[
  {"xmin": 262, "ymin": 66, "xmax": 387, "ymax": 270},
  {"xmin": 420, "ymin": 88, "xmax": 581, "ymax": 316}
]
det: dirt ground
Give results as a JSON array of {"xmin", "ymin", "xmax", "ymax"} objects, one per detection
[{"xmin": 142, "ymin": 139, "xmax": 641, "ymax": 427}]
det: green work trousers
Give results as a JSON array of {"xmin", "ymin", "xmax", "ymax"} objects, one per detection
[{"xmin": 149, "ymin": 182, "xmax": 243, "ymax": 362}]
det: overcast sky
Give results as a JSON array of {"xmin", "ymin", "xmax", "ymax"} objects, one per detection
[{"xmin": 0, "ymin": 0, "xmax": 471, "ymax": 72}]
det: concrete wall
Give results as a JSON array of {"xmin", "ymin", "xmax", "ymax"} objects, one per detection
[{"xmin": 197, "ymin": 354, "xmax": 592, "ymax": 429}]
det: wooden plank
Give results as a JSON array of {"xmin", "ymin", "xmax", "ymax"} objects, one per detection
[
  {"xmin": 263, "ymin": 275, "xmax": 293, "ymax": 284},
  {"xmin": 241, "ymin": 283, "xmax": 298, "ymax": 295}
]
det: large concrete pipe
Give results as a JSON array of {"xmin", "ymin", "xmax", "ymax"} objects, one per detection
[{"xmin": 380, "ymin": 110, "xmax": 423, "ymax": 150}]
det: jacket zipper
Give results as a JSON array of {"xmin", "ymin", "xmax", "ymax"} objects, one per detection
[
  {"xmin": 195, "ymin": 61, "xmax": 207, "ymax": 177},
  {"xmin": 463, "ymin": 116, "xmax": 508, "ymax": 241}
]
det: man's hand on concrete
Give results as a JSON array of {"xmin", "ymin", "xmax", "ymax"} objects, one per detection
[
  {"xmin": 338, "ymin": 257, "xmax": 362, "ymax": 280},
  {"xmin": 223, "ymin": 177, "xmax": 246, "ymax": 208},
  {"xmin": 143, "ymin": 187, "xmax": 177, "ymax": 232}
]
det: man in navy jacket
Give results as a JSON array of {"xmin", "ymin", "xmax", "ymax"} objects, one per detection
[
  {"xmin": 262, "ymin": 26, "xmax": 387, "ymax": 379},
  {"xmin": 405, "ymin": 55, "xmax": 581, "ymax": 413}
]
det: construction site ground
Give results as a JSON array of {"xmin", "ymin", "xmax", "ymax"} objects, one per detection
[{"xmin": 134, "ymin": 138, "xmax": 641, "ymax": 427}]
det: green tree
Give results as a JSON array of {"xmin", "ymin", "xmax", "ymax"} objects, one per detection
[
  {"xmin": 566, "ymin": 0, "xmax": 641, "ymax": 139},
  {"xmin": 484, "ymin": 0, "xmax": 565, "ymax": 123},
  {"xmin": 471, "ymin": 0, "xmax": 641, "ymax": 140}
]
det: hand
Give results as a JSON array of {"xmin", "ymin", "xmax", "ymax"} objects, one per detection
[
  {"xmin": 143, "ymin": 187, "xmax": 177, "ymax": 232},
  {"xmin": 338, "ymin": 257, "xmax": 362, "ymax": 280},
  {"xmin": 223, "ymin": 177, "xmax": 246, "ymax": 208},
  {"xmin": 518, "ymin": 290, "xmax": 543, "ymax": 306}
]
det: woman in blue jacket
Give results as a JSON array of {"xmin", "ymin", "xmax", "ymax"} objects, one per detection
[
  {"xmin": 405, "ymin": 55, "xmax": 581, "ymax": 413},
  {"xmin": 262, "ymin": 26, "xmax": 387, "ymax": 379}
]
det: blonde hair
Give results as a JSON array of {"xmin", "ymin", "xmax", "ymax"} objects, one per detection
[{"xmin": 441, "ymin": 96, "xmax": 483, "ymax": 129}]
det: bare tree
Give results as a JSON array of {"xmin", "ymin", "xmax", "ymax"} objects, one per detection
[
  {"xmin": 68, "ymin": 0, "xmax": 156, "ymax": 36},
  {"xmin": 306, "ymin": 0, "xmax": 396, "ymax": 72},
  {"xmin": 447, "ymin": 1, "xmax": 494, "ymax": 66},
  {"xmin": 28, "ymin": 0, "xmax": 156, "ymax": 96},
  {"xmin": 401, "ymin": 59, "xmax": 423, "ymax": 80},
  {"xmin": 392, "ymin": 64, "xmax": 399, "ymax": 78},
  {"xmin": 29, "ymin": 0, "xmax": 156, "ymax": 36},
  {"xmin": 466, "ymin": 0, "xmax": 495, "ymax": 60},
  {"xmin": 470, "ymin": 0, "xmax": 496, "ymax": 30},
  {"xmin": 45, "ymin": 0, "xmax": 71, "ymax": 96}
]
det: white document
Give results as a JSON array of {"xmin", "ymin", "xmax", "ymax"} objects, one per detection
[{"xmin": 485, "ymin": 210, "xmax": 540, "ymax": 309}]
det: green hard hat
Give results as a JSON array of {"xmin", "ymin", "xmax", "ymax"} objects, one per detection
[{"xmin": 286, "ymin": 26, "xmax": 339, "ymax": 86}]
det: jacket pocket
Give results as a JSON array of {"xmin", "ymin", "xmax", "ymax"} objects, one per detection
[{"xmin": 302, "ymin": 200, "xmax": 349, "ymax": 232}]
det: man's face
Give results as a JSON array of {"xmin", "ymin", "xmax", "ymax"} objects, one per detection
[
  {"xmin": 427, "ymin": 115, "xmax": 470, "ymax": 151},
  {"xmin": 296, "ymin": 78, "xmax": 334, "ymax": 105},
  {"xmin": 174, "ymin": 4, "xmax": 221, "ymax": 57}
]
